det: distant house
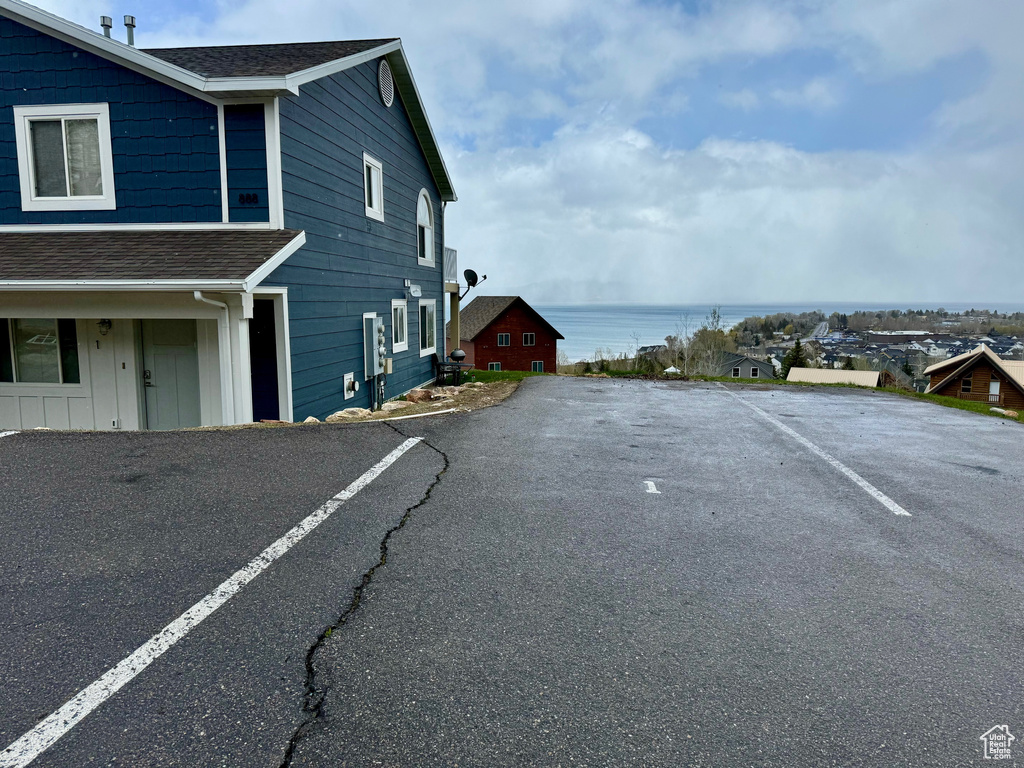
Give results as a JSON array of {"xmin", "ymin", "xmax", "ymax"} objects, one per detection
[
  {"xmin": 787, "ymin": 368, "xmax": 880, "ymax": 387},
  {"xmin": 719, "ymin": 353, "xmax": 775, "ymax": 379},
  {"xmin": 924, "ymin": 344, "xmax": 1024, "ymax": 409},
  {"xmin": 446, "ymin": 296, "xmax": 563, "ymax": 373}
]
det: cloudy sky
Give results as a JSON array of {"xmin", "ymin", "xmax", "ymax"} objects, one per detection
[{"xmin": 33, "ymin": 0, "xmax": 1024, "ymax": 305}]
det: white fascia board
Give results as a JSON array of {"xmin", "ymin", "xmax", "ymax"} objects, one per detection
[
  {"xmin": 283, "ymin": 40, "xmax": 403, "ymax": 90},
  {"xmin": 242, "ymin": 231, "xmax": 306, "ymax": 291},
  {"xmin": 0, "ymin": 280, "xmax": 247, "ymax": 291},
  {"xmin": 386, "ymin": 44, "xmax": 457, "ymax": 202},
  {"xmin": 0, "ymin": 222, "xmax": 274, "ymax": 232},
  {"xmin": 0, "ymin": 0, "xmax": 214, "ymax": 103}
]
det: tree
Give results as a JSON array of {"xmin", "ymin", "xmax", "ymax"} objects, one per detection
[
  {"xmin": 902, "ymin": 361, "xmax": 914, "ymax": 377},
  {"xmin": 781, "ymin": 339, "xmax": 807, "ymax": 379},
  {"xmin": 842, "ymin": 357, "xmax": 855, "ymax": 371}
]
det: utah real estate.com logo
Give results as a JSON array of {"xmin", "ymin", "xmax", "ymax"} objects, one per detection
[{"xmin": 980, "ymin": 725, "xmax": 1015, "ymax": 760}]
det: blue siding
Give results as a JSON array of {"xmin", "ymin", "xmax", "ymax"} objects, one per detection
[
  {"xmin": 271, "ymin": 59, "xmax": 445, "ymax": 418},
  {"xmin": 224, "ymin": 103, "xmax": 269, "ymax": 223},
  {"xmin": 0, "ymin": 16, "xmax": 222, "ymax": 224}
]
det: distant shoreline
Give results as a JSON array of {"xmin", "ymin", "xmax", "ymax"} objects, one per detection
[{"xmin": 536, "ymin": 303, "xmax": 1024, "ymax": 363}]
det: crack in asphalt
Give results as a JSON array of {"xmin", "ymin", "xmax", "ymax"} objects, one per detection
[{"xmin": 277, "ymin": 424, "xmax": 449, "ymax": 767}]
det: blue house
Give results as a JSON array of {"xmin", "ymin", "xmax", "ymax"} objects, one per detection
[{"xmin": 0, "ymin": 0, "xmax": 458, "ymax": 430}]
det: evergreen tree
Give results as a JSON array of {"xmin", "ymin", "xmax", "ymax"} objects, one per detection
[
  {"xmin": 842, "ymin": 357, "xmax": 855, "ymax": 371},
  {"xmin": 781, "ymin": 339, "xmax": 807, "ymax": 379},
  {"xmin": 902, "ymin": 362, "xmax": 914, "ymax": 377}
]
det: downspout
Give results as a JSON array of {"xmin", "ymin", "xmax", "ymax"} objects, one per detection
[{"xmin": 194, "ymin": 291, "xmax": 234, "ymax": 425}]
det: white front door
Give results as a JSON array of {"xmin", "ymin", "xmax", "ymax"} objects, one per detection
[{"xmin": 142, "ymin": 319, "xmax": 201, "ymax": 430}]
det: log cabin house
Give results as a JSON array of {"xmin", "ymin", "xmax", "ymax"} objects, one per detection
[{"xmin": 924, "ymin": 344, "xmax": 1024, "ymax": 410}]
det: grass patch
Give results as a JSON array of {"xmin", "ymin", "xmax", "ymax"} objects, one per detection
[{"xmin": 464, "ymin": 369, "xmax": 549, "ymax": 383}]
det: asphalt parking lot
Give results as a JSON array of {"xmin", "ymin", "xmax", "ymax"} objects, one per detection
[{"xmin": 2, "ymin": 377, "xmax": 1023, "ymax": 766}]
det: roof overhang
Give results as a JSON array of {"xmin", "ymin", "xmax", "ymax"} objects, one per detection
[
  {"xmin": 0, "ymin": 229, "xmax": 305, "ymax": 293},
  {"xmin": 0, "ymin": 1, "xmax": 456, "ymax": 201}
]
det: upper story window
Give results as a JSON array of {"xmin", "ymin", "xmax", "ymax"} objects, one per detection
[
  {"xmin": 523, "ymin": 333, "xmax": 536, "ymax": 346},
  {"xmin": 497, "ymin": 333, "xmax": 510, "ymax": 347},
  {"xmin": 13, "ymin": 104, "xmax": 116, "ymax": 212},
  {"xmin": 417, "ymin": 190, "xmax": 434, "ymax": 266},
  {"xmin": 363, "ymin": 152, "xmax": 384, "ymax": 222}
]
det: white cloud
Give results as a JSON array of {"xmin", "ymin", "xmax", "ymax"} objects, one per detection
[
  {"xmin": 447, "ymin": 125, "xmax": 1024, "ymax": 304},
  {"xmin": 718, "ymin": 88, "xmax": 760, "ymax": 111},
  {"xmin": 771, "ymin": 77, "xmax": 841, "ymax": 110}
]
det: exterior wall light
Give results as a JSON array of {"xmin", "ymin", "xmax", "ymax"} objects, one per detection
[{"xmin": 97, "ymin": 319, "xmax": 112, "ymax": 336}]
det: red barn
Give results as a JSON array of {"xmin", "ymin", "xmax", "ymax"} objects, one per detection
[{"xmin": 447, "ymin": 296, "xmax": 564, "ymax": 373}]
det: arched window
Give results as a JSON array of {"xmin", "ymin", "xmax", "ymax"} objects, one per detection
[{"xmin": 416, "ymin": 190, "xmax": 434, "ymax": 266}]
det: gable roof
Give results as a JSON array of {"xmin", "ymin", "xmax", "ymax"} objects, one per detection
[
  {"xmin": 142, "ymin": 40, "xmax": 396, "ymax": 78},
  {"xmin": 924, "ymin": 344, "xmax": 1024, "ymax": 396},
  {"xmin": 0, "ymin": 0, "xmax": 455, "ymax": 202},
  {"xmin": 451, "ymin": 296, "xmax": 564, "ymax": 342},
  {"xmin": 0, "ymin": 229, "xmax": 305, "ymax": 292}
]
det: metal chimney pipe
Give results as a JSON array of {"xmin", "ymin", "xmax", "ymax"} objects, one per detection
[
  {"xmin": 123, "ymin": 15, "xmax": 136, "ymax": 46},
  {"xmin": 100, "ymin": 16, "xmax": 112, "ymax": 37}
]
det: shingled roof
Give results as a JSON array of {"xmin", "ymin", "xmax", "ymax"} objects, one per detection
[
  {"xmin": 0, "ymin": 230, "xmax": 304, "ymax": 289},
  {"xmin": 453, "ymin": 296, "xmax": 564, "ymax": 342},
  {"xmin": 143, "ymin": 40, "xmax": 397, "ymax": 78}
]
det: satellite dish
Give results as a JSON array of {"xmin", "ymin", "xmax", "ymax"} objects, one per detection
[{"xmin": 464, "ymin": 269, "xmax": 478, "ymax": 288}]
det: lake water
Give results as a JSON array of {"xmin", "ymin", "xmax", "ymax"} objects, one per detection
[{"xmin": 536, "ymin": 303, "xmax": 1018, "ymax": 362}]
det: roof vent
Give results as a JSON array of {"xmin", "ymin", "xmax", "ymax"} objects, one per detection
[
  {"xmin": 100, "ymin": 16, "xmax": 112, "ymax": 37},
  {"xmin": 124, "ymin": 15, "xmax": 136, "ymax": 46},
  {"xmin": 378, "ymin": 59, "xmax": 394, "ymax": 108}
]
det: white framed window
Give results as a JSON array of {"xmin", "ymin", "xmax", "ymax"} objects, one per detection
[
  {"xmin": 732, "ymin": 367, "xmax": 741, "ymax": 378},
  {"xmin": 417, "ymin": 190, "xmax": 434, "ymax": 266},
  {"xmin": 391, "ymin": 299, "xmax": 408, "ymax": 353},
  {"xmin": 497, "ymin": 333, "xmax": 510, "ymax": 347},
  {"xmin": 750, "ymin": 367, "xmax": 759, "ymax": 378},
  {"xmin": 488, "ymin": 362, "xmax": 501, "ymax": 371},
  {"xmin": 1, "ymin": 318, "xmax": 80, "ymax": 384},
  {"xmin": 13, "ymin": 103, "xmax": 116, "ymax": 211},
  {"xmin": 363, "ymin": 152, "xmax": 384, "ymax": 221},
  {"xmin": 418, "ymin": 298, "xmax": 436, "ymax": 357},
  {"xmin": 531, "ymin": 361, "xmax": 543, "ymax": 372},
  {"xmin": 523, "ymin": 333, "xmax": 536, "ymax": 346}
]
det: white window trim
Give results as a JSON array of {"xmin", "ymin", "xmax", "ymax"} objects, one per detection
[
  {"xmin": 497, "ymin": 333, "xmax": 510, "ymax": 347},
  {"xmin": 488, "ymin": 362, "xmax": 501, "ymax": 371},
  {"xmin": 750, "ymin": 368, "xmax": 759, "ymax": 378},
  {"xmin": 391, "ymin": 299, "xmax": 408, "ymax": 353},
  {"xmin": 732, "ymin": 367, "xmax": 741, "ymax": 378},
  {"xmin": 13, "ymin": 103, "xmax": 117, "ymax": 212},
  {"xmin": 416, "ymin": 189, "xmax": 434, "ymax": 267},
  {"xmin": 418, "ymin": 298, "xmax": 436, "ymax": 358},
  {"xmin": 523, "ymin": 333, "xmax": 536, "ymax": 346},
  {"xmin": 532, "ymin": 361, "xmax": 543, "ymax": 372},
  {"xmin": 363, "ymin": 152, "xmax": 384, "ymax": 222}
]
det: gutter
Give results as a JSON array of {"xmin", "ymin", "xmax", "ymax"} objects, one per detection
[{"xmin": 194, "ymin": 291, "xmax": 234, "ymax": 424}]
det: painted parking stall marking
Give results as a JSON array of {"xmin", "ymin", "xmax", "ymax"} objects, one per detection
[
  {"xmin": 719, "ymin": 386, "xmax": 911, "ymax": 517},
  {"xmin": 0, "ymin": 431, "xmax": 18, "ymax": 439},
  {"xmin": 0, "ymin": 437, "xmax": 423, "ymax": 768},
  {"xmin": 644, "ymin": 481, "xmax": 661, "ymax": 494}
]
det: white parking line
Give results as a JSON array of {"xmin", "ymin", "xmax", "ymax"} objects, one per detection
[
  {"xmin": 0, "ymin": 436, "xmax": 423, "ymax": 768},
  {"xmin": 720, "ymin": 386, "xmax": 911, "ymax": 517},
  {"xmin": 644, "ymin": 481, "xmax": 661, "ymax": 494},
  {"xmin": 0, "ymin": 431, "xmax": 18, "ymax": 439}
]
